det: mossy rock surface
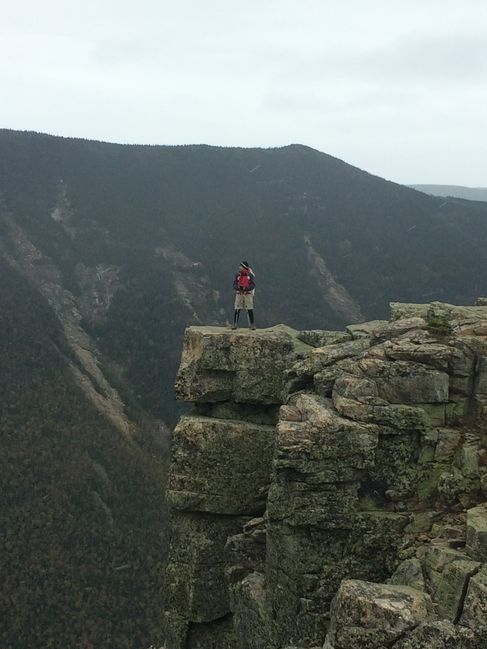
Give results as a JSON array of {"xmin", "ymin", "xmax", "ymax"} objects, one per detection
[{"xmin": 167, "ymin": 415, "xmax": 275, "ymax": 515}]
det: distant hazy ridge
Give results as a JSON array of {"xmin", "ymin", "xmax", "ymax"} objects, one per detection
[{"xmin": 410, "ymin": 184, "xmax": 487, "ymax": 201}]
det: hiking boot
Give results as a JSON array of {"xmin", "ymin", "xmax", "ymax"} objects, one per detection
[
  {"xmin": 250, "ymin": 326, "xmax": 256, "ymax": 330},
  {"xmin": 231, "ymin": 325, "xmax": 238, "ymax": 330}
]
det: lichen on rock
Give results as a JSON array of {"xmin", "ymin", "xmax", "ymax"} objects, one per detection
[{"xmin": 162, "ymin": 300, "xmax": 487, "ymax": 649}]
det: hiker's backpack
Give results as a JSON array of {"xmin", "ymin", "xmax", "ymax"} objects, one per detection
[{"xmin": 237, "ymin": 270, "xmax": 251, "ymax": 291}]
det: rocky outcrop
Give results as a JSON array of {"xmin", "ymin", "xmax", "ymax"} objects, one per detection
[
  {"xmin": 162, "ymin": 301, "xmax": 487, "ymax": 648},
  {"xmin": 175, "ymin": 324, "xmax": 310, "ymax": 404},
  {"xmin": 324, "ymin": 580, "xmax": 434, "ymax": 648},
  {"xmin": 163, "ymin": 326, "xmax": 306, "ymax": 648}
]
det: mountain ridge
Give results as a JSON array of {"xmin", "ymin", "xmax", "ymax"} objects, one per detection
[
  {"xmin": 2, "ymin": 128, "xmax": 487, "ymax": 421},
  {"xmin": 2, "ymin": 128, "xmax": 487, "ymax": 646},
  {"xmin": 410, "ymin": 183, "xmax": 487, "ymax": 202}
]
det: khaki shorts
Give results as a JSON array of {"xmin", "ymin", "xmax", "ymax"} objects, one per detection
[{"xmin": 235, "ymin": 292, "xmax": 254, "ymax": 309}]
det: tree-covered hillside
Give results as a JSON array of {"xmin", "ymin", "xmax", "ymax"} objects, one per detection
[
  {"xmin": 2, "ymin": 129, "xmax": 487, "ymax": 423},
  {"xmin": 1, "ymin": 129, "xmax": 487, "ymax": 647},
  {"xmin": 0, "ymin": 258, "xmax": 168, "ymax": 648}
]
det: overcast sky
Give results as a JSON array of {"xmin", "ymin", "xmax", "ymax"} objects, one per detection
[{"xmin": 1, "ymin": 0, "xmax": 486, "ymax": 185}]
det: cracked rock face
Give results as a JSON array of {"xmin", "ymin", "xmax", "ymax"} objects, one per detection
[
  {"xmin": 324, "ymin": 580, "xmax": 434, "ymax": 649},
  {"xmin": 162, "ymin": 302, "xmax": 487, "ymax": 649},
  {"xmin": 175, "ymin": 325, "xmax": 309, "ymax": 404},
  {"xmin": 460, "ymin": 566, "xmax": 487, "ymax": 638},
  {"xmin": 392, "ymin": 620, "xmax": 476, "ymax": 649},
  {"xmin": 167, "ymin": 415, "xmax": 275, "ymax": 515}
]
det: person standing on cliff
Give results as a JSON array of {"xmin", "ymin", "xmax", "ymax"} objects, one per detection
[{"xmin": 232, "ymin": 261, "xmax": 256, "ymax": 330}]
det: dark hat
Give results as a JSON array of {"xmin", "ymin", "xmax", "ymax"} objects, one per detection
[{"xmin": 240, "ymin": 261, "xmax": 250, "ymax": 269}]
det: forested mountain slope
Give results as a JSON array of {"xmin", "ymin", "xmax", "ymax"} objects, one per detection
[
  {"xmin": 1, "ymin": 129, "xmax": 487, "ymax": 647},
  {"xmin": 0, "ymin": 258, "xmax": 168, "ymax": 649},
  {"xmin": 2, "ymin": 129, "xmax": 487, "ymax": 423}
]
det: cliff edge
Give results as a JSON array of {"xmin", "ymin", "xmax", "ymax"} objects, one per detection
[{"xmin": 162, "ymin": 303, "xmax": 487, "ymax": 649}]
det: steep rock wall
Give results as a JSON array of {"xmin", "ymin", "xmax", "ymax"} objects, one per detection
[{"xmin": 162, "ymin": 302, "xmax": 487, "ymax": 649}]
